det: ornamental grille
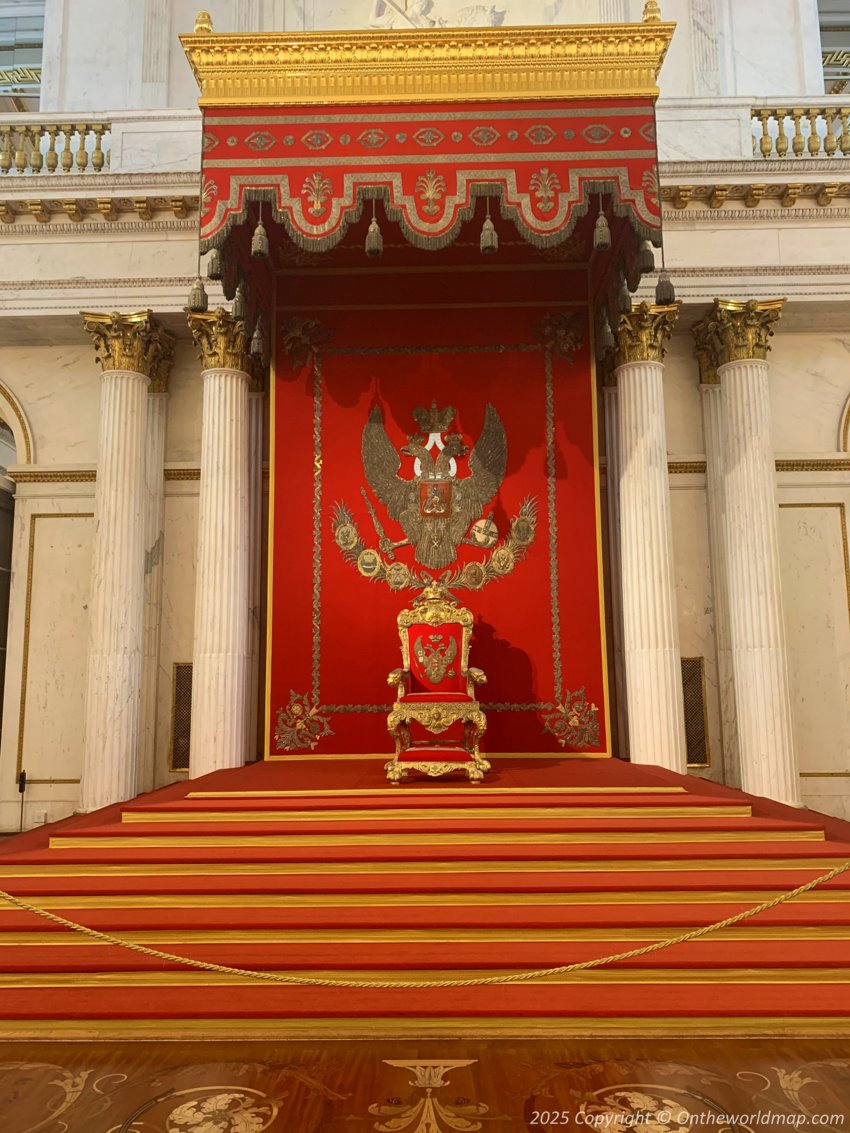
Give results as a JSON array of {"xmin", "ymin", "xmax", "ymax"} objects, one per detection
[
  {"xmin": 169, "ymin": 662, "xmax": 193, "ymax": 772},
  {"xmin": 681, "ymin": 656, "xmax": 710, "ymax": 767}
]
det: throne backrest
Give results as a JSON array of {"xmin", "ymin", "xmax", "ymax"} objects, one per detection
[{"xmin": 398, "ymin": 591, "xmax": 473, "ymax": 695}]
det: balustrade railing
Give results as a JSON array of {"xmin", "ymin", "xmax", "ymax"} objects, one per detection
[
  {"xmin": 752, "ymin": 105, "xmax": 850, "ymax": 158},
  {"xmin": 0, "ymin": 120, "xmax": 111, "ymax": 175}
]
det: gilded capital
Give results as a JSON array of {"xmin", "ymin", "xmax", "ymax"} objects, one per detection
[
  {"xmin": 614, "ymin": 302, "xmax": 679, "ymax": 368},
  {"xmin": 81, "ymin": 310, "xmax": 174, "ymax": 383},
  {"xmin": 692, "ymin": 318, "xmax": 719, "ymax": 386},
  {"xmin": 187, "ymin": 308, "xmax": 251, "ymax": 374},
  {"xmin": 692, "ymin": 298, "xmax": 785, "ymax": 372}
]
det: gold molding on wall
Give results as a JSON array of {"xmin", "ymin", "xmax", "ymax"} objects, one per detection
[{"xmin": 16, "ymin": 512, "xmax": 92, "ymax": 786}]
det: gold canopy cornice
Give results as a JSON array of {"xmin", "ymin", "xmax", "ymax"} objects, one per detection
[{"xmin": 180, "ymin": 17, "xmax": 675, "ymax": 107}]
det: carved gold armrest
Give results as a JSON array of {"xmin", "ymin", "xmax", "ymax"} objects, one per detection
[
  {"xmin": 464, "ymin": 668, "xmax": 487, "ymax": 685},
  {"xmin": 387, "ymin": 668, "xmax": 409, "ymax": 691}
]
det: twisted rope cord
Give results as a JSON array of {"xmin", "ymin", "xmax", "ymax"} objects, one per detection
[{"xmin": 2, "ymin": 856, "xmax": 849, "ymax": 990}]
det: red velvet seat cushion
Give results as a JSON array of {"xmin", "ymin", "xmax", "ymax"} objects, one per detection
[{"xmin": 399, "ymin": 692, "xmax": 473, "ymax": 703}]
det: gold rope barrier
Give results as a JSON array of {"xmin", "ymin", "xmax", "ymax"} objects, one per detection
[{"xmin": 2, "ymin": 857, "xmax": 850, "ymax": 990}]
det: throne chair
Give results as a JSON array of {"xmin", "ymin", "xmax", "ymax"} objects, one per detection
[{"xmin": 386, "ymin": 585, "xmax": 490, "ymax": 784}]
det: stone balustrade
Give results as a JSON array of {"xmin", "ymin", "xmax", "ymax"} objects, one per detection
[
  {"xmin": 752, "ymin": 103, "xmax": 850, "ymax": 158},
  {"xmin": 0, "ymin": 119, "xmax": 111, "ymax": 175}
]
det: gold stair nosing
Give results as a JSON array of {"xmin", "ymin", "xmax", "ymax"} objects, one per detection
[
  {"xmin": 185, "ymin": 786, "xmax": 690, "ymax": 798},
  {"xmin": 3, "ymin": 857, "xmax": 846, "ymax": 877},
  {"xmin": 49, "ymin": 829, "xmax": 826, "ymax": 849},
  {"xmin": 2, "ymin": 925, "xmax": 848, "ymax": 945},
  {"xmin": 120, "ymin": 804, "xmax": 754, "ymax": 824},
  {"xmin": 3, "ymin": 889, "xmax": 850, "ymax": 910}
]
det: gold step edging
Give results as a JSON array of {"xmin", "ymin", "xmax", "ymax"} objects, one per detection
[
  {"xmin": 121, "ymin": 804, "xmax": 753, "ymax": 824},
  {"xmin": 50, "ymin": 830, "xmax": 825, "ymax": 850},
  {"xmin": 1, "ymin": 925, "xmax": 848, "ymax": 946},
  {"xmin": 2, "ymin": 966, "xmax": 850, "ymax": 989},
  {"xmin": 3, "ymin": 889, "xmax": 849, "ymax": 910},
  {"xmin": 1, "ymin": 1016, "xmax": 848, "ymax": 1040},
  {"xmin": 3, "ymin": 857, "xmax": 846, "ymax": 878},
  {"xmin": 186, "ymin": 786, "xmax": 690, "ymax": 798}
]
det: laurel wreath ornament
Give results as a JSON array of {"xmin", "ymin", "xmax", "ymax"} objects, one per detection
[{"xmin": 331, "ymin": 496, "xmax": 538, "ymax": 591}]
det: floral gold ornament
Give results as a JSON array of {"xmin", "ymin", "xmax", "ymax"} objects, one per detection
[
  {"xmin": 529, "ymin": 166, "xmax": 560, "ymax": 212},
  {"xmin": 369, "ymin": 1059, "xmax": 489, "ymax": 1132},
  {"xmin": 274, "ymin": 689, "xmax": 333, "ymax": 751},
  {"xmin": 278, "ymin": 315, "xmax": 333, "ymax": 368},
  {"xmin": 187, "ymin": 308, "xmax": 251, "ymax": 373},
  {"xmin": 301, "ymin": 170, "xmax": 333, "ymax": 215},
  {"xmin": 416, "ymin": 168, "xmax": 447, "ymax": 216},
  {"xmin": 535, "ymin": 310, "xmax": 584, "ymax": 361},
  {"xmin": 167, "ymin": 1089, "xmax": 280, "ymax": 1133},
  {"xmin": 543, "ymin": 687, "xmax": 600, "ymax": 748}
]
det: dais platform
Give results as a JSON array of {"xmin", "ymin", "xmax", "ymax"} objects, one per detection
[{"xmin": 1, "ymin": 756, "xmax": 850, "ymax": 1039}]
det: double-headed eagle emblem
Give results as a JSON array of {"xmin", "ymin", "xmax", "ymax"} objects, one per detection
[
  {"xmin": 332, "ymin": 400, "xmax": 537, "ymax": 591},
  {"xmin": 362, "ymin": 400, "xmax": 507, "ymax": 570}
]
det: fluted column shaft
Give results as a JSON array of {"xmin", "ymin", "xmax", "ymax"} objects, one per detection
[
  {"xmin": 694, "ymin": 297, "xmax": 799, "ymax": 805},
  {"xmin": 699, "ymin": 381, "xmax": 739, "ymax": 786},
  {"xmin": 79, "ymin": 310, "xmax": 172, "ymax": 813},
  {"xmin": 187, "ymin": 308, "xmax": 254, "ymax": 779},
  {"xmin": 615, "ymin": 302, "xmax": 687, "ymax": 772},
  {"xmin": 602, "ymin": 381, "xmax": 629, "ymax": 758},
  {"xmin": 81, "ymin": 370, "xmax": 149, "ymax": 810},
  {"xmin": 719, "ymin": 357, "xmax": 799, "ymax": 804},
  {"xmin": 190, "ymin": 367, "xmax": 250, "ymax": 776},
  {"xmin": 137, "ymin": 389, "xmax": 168, "ymax": 794},
  {"xmin": 246, "ymin": 389, "xmax": 264, "ymax": 761}
]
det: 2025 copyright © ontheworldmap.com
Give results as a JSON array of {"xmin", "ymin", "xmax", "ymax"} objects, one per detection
[{"xmin": 528, "ymin": 1112, "xmax": 846, "ymax": 1127}]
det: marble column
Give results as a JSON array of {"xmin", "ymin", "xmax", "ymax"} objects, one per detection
[
  {"xmin": 695, "ymin": 299, "xmax": 800, "ymax": 805},
  {"xmin": 692, "ymin": 331, "xmax": 739, "ymax": 787},
  {"xmin": 246, "ymin": 384, "xmax": 265, "ymax": 761},
  {"xmin": 615, "ymin": 302, "xmax": 688, "ymax": 772},
  {"xmin": 602, "ymin": 372, "xmax": 629, "ymax": 758},
  {"xmin": 136, "ymin": 362, "xmax": 170, "ymax": 795},
  {"xmin": 187, "ymin": 309, "xmax": 251, "ymax": 778},
  {"xmin": 79, "ymin": 311, "xmax": 173, "ymax": 812}
]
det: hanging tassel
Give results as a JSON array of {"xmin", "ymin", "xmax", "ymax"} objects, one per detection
[
  {"xmin": 593, "ymin": 196, "xmax": 611, "ymax": 252},
  {"xmin": 480, "ymin": 198, "xmax": 498, "ymax": 255},
  {"xmin": 250, "ymin": 318, "xmax": 263, "ymax": 357},
  {"xmin": 639, "ymin": 240, "xmax": 655, "ymax": 274},
  {"xmin": 599, "ymin": 313, "xmax": 616, "ymax": 356},
  {"xmin": 618, "ymin": 277, "xmax": 632, "ymax": 315},
  {"xmin": 231, "ymin": 281, "xmax": 247, "ymax": 320},
  {"xmin": 206, "ymin": 247, "xmax": 222, "ymax": 280},
  {"xmin": 655, "ymin": 269, "xmax": 676, "ymax": 305},
  {"xmin": 251, "ymin": 201, "xmax": 269, "ymax": 258},
  {"xmin": 187, "ymin": 275, "xmax": 208, "ymax": 313},
  {"xmin": 365, "ymin": 201, "xmax": 383, "ymax": 257}
]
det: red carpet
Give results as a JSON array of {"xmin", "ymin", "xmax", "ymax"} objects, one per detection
[{"xmin": 1, "ymin": 757, "xmax": 850, "ymax": 1036}]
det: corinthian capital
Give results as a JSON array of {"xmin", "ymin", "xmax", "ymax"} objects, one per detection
[
  {"xmin": 694, "ymin": 299, "xmax": 785, "ymax": 370},
  {"xmin": 187, "ymin": 308, "xmax": 251, "ymax": 373},
  {"xmin": 615, "ymin": 302, "xmax": 679, "ymax": 368},
  {"xmin": 81, "ymin": 310, "xmax": 174, "ymax": 382}
]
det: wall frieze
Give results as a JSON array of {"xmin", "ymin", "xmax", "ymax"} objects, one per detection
[{"xmin": 0, "ymin": 198, "xmax": 198, "ymax": 229}]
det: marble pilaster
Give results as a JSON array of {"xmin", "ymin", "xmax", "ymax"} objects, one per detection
[
  {"xmin": 695, "ymin": 299, "xmax": 800, "ymax": 805},
  {"xmin": 693, "ymin": 336, "xmax": 739, "ymax": 788},
  {"xmin": 615, "ymin": 303, "xmax": 688, "ymax": 772},
  {"xmin": 246, "ymin": 386, "xmax": 264, "ymax": 761},
  {"xmin": 602, "ymin": 376, "xmax": 629, "ymax": 758},
  {"xmin": 79, "ymin": 310, "xmax": 173, "ymax": 812},
  {"xmin": 137, "ymin": 362, "xmax": 170, "ymax": 794},
  {"xmin": 187, "ymin": 309, "xmax": 251, "ymax": 779}
]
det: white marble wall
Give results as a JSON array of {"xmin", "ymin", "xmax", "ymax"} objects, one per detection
[{"xmin": 37, "ymin": 0, "xmax": 824, "ymax": 113}]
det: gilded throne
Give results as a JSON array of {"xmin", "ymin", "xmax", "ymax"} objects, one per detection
[{"xmin": 386, "ymin": 585, "xmax": 490, "ymax": 784}]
